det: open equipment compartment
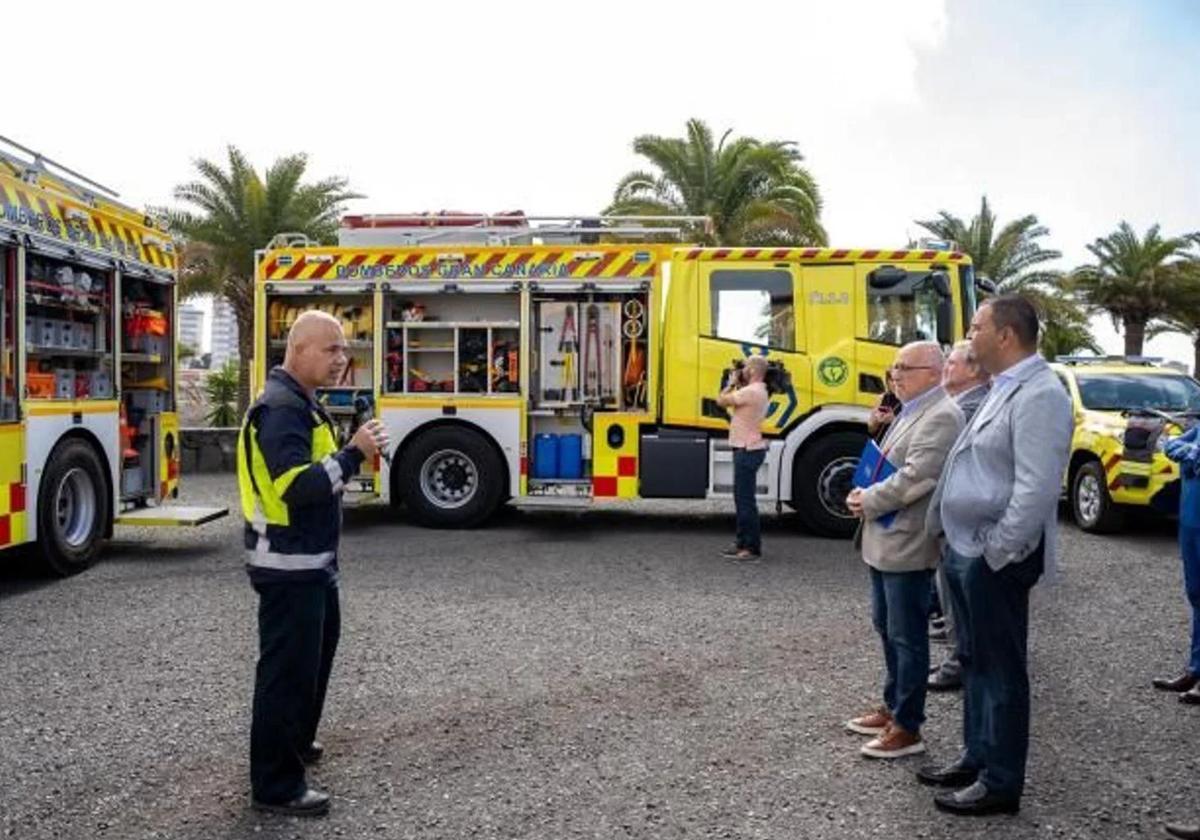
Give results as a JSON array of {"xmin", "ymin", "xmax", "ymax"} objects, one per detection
[
  {"xmin": 119, "ymin": 268, "xmax": 174, "ymax": 502},
  {"xmin": 25, "ymin": 250, "xmax": 116, "ymax": 403},
  {"xmin": 382, "ymin": 290, "xmax": 521, "ymax": 396},
  {"xmin": 526, "ymin": 283, "xmax": 652, "ymax": 496}
]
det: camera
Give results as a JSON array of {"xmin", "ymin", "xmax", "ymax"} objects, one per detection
[{"xmin": 728, "ymin": 358, "xmax": 792, "ymax": 396}]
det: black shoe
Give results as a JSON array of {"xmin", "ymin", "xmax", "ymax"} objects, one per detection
[
  {"xmin": 916, "ymin": 759, "xmax": 979, "ymax": 788},
  {"xmin": 1153, "ymin": 673, "xmax": 1198, "ymax": 692},
  {"xmin": 1181, "ymin": 685, "xmax": 1200, "ymax": 706},
  {"xmin": 928, "ymin": 669, "xmax": 963, "ymax": 692},
  {"xmin": 301, "ymin": 741, "xmax": 323, "ymax": 765},
  {"xmin": 1165, "ymin": 822, "xmax": 1200, "ymax": 839},
  {"xmin": 252, "ymin": 787, "xmax": 330, "ymax": 817},
  {"xmin": 934, "ymin": 781, "xmax": 1019, "ymax": 816}
]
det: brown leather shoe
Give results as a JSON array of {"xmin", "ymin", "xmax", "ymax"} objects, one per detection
[
  {"xmin": 861, "ymin": 724, "xmax": 926, "ymax": 759},
  {"xmin": 845, "ymin": 706, "xmax": 892, "ymax": 735}
]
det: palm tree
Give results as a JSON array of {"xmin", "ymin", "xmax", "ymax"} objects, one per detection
[
  {"xmin": 915, "ymin": 196, "xmax": 1062, "ymax": 293},
  {"xmin": 915, "ymin": 196, "xmax": 1095, "ymax": 356},
  {"xmin": 1039, "ymin": 298, "xmax": 1103, "ymax": 359},
  {"xmin": 1072, "ymin": 222, "xmax": 1200, "ymax": 356},
  {"xmin": 606, "ymin": 118, "xmax": 826, "ymax": 246},
  {"xmin": 172, "ymin": 147, "xmax": 360, "ymax": 414},
  {"xmin": 204, "ymin": 359, "xmax": 240, "ymax": 427},
  {"xmin": 1147, "ymin": 260, "xmax": 1200, "ymax": 375}
]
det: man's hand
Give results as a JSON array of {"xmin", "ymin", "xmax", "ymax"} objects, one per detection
[
  {"xmin": 846, "ymin": 487, "xmax": 865, "ymax": 518},
  {"xmin": 350, "ymin": 419, "xmax": 388, "ymax": 460}
]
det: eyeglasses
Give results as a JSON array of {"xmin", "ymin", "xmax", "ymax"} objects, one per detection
[{"xmin": 889, "ymin": 364, "xmax": 936, "ymax": 374}]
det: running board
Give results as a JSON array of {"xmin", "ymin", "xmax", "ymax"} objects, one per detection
[
  {"xmin": 510, "ymin": 496, "xmax": 593, "ymax": 511},
  {"xmin": 115, "ymin": 505, "xmax": 229, "ymax": 527}
]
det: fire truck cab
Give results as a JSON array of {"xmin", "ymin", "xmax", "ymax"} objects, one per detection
[{"xmin": 254, "ymin": 214, "xmax": 975, "ymax": 538}]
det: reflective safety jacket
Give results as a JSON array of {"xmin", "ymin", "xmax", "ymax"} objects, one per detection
[{"xmin": 237, "ymin": 367, "xmax": 365, "ymax": 583}]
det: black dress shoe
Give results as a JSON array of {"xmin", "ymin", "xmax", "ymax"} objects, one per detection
[
  {"xmin": 1181, "ymin": 685, "xmax": 1200, "ymax": 706},
  {"xmin": 928, "ymin": 669, "xmax": 963, "ymax": 692},
  {"xmin": 301, "ymin": 741, "xmax": 324, "ymax": 764},
  {"xmin": 916, "ymin": 759, "xmax": 979, "ymax": 788},
  {"xmin": 934, "ymin": 781, "xmax": 1020, "ymax": 816},
  {"xmin": 1165, "ymin": 821, "xmax": 1200, "ymax": 839},
  {"xmin": 1153, "ymin": 673, "xmax": 1198, "ymax": 692},
  {"xmin": 252, "ymin": 787, "xmax": 330, "ymax": 817}
]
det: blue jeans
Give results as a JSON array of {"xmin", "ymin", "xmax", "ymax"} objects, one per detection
[
  {"xmin": 942, "ymin": 541, "xmax": 1044, "ymax": 799},
  {"xmin": 1180, "ymin": 527, "xmax": 1200, "ymax": 675},
  {"xmin": 733, "ymin": 448, "xmax": 766, "ymax": 553},
  {"xmin": 869, "ymin": 567, "xmax": 933, "ymax": 734}
]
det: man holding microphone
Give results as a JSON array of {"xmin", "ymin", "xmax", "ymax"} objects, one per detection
[{"xmin": 237, "ymin": 311, "xmax": 388, "ymax": 817}]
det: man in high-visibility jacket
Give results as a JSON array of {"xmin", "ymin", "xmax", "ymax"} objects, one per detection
[{"xmin": 238, "ymin": 310, "xmax": 387, "ymax": 817}]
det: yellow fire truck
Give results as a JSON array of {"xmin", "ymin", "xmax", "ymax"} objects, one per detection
[
  {"xmin": 0, "ymin": 137, "xmax": 226, "ymax": 575},
  {"xmin": 253, "ymin": 213, "xmax": 975, "ymax": 538}
]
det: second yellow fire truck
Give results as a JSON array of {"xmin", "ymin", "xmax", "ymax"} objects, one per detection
[
  {"xmin": 0, "ymin": 137, "xmax": 226, "ymax": 576},
  {"xmin": 253, "ymin": 213, "xmax": 976, "ymax": 538}
]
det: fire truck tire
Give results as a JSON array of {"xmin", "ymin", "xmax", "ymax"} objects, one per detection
[
  {"xmin": 793, "ymin": 430, "xmax": 866, "ymax": 539},
  {"xmin": 399, "ymin": 427, "xmax": 505, "ymax": 528},
  {"xmin": 1070, "ymin": 459, "xmax": 1124, "ymax": 533},
  {"xmin": 36, "ymin": 438, "xmax": 108, "ymax": 577}
]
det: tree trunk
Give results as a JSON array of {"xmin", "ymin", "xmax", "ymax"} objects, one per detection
[
  {"xmin": 220, "ymin": 277, "xmax": 256, "ymax": 419},
  {"xmin": 235, "ymin": 312, "xmax": 254, "ymax": 420},
  {"xmin": 1123, "ymin": 317, "xmax": 1147, "ymax": 357},
  {"xmin": 1193, "ymin": 337, "xmax": 1200, "ymax": 379}
]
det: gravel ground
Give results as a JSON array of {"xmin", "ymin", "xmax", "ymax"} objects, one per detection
[{"xmin": 1, "ymin": 473, "xmax": 1196, "ymax": 840}]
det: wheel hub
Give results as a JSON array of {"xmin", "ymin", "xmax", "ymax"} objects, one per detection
[
  {"xmin": 817, "ymin": 456, "xmax": 858, "ymax": 519},
  {"xmin": 55, "ymin": 467, "xmax": 97, "ymax": 548},
  {"xmin": 420, "ymin": 449, "xmax": 479, "ymax": 510},
  {"xmin": 1077, "ymin": 473, "xmax": 1101, "ymax": 525}
]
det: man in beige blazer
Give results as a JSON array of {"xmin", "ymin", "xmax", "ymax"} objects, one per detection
[{"xmin": 844, "ymin": 341, "xmax": 964, "ymax": 759}]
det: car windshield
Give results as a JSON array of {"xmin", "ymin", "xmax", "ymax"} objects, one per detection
[{"xmin": 1075, "ymin": 373, "xmax": 1200, "ymax": 412}]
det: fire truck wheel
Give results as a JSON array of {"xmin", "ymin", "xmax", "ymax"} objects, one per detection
[
  {"xmin": 399, "ymin": 427, "xmax": 505, "ymax": 528},
  {"xmin": 793, "ymin": 430, "xmax": 866, "ymax": 539},
  {"xmin": 37, "ymin": 438, "xmax": 108, "ymax": 576},
  {"xmin": 1071, "ymin": 459, "xmax": 1124, "ymax": 533}
]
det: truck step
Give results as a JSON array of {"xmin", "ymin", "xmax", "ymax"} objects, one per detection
[{"xmin": 510, "ymin": 496, "xmax": 593, "ymax": 511}]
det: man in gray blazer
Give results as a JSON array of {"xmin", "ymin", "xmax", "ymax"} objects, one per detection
[
  {"xmin": 918, "ymin": 296, "xmax": 1073, "ymax": 817},
  {"xmin": 845, "ymin": 341, "xmax": 964, "ymax": 759},
  {"xmin": 929, "ymin": 341, "xmax": 992, "ymax": 692}
]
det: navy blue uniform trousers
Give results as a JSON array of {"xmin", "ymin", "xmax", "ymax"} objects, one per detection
[{"xmin": 250, "ymin": 579, "xmax": 340, "ymax": 804}]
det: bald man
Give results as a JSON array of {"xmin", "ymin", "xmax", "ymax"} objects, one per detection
[
  {"xmin": 237, "ymin": 311, "xmax": 387, "ymax": 816},
  {"xmin": 845, "ymin": 341, "xmax": 964, "ymax": 759},
  {"xmin": 717, "ymin": 355, "xmax": 770, "ymax": 561}
]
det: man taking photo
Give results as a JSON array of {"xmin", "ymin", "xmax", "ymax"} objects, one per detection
[{"xmin": 717, "ymin": 356, "xmax": 770, "ymax": 562}]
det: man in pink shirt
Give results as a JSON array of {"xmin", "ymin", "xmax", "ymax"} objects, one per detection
[{"xmin": 717, "ymin": 356, "xmax": 770, "ymax": 561}]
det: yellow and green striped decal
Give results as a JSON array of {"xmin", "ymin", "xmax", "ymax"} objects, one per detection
[
  {"xmin": 0, "ymin": 170, "xmax": 177, "ymax": 271},
  {"xmin": 259, "ymin": 247, "xmax": 660, "ymax": 282}
]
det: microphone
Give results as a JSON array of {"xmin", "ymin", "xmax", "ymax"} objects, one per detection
[{"xmin": 353, "ymin": 395, "xmax": 393, "ymax": 466}]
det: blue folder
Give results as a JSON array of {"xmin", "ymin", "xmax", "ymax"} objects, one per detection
[{"xmin": 853, "ymin": 439, "xmax": 899, "ymax": 528}]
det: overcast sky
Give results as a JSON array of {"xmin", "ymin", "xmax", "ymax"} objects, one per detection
[{"xmin": 7, "ymin": 0, "xmax": 1198, "ymax": 361}]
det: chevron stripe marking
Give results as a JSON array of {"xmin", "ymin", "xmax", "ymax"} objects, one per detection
[{"xmin": 585, "ymin": 251, "xmax": 619, "ymax": 278}]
